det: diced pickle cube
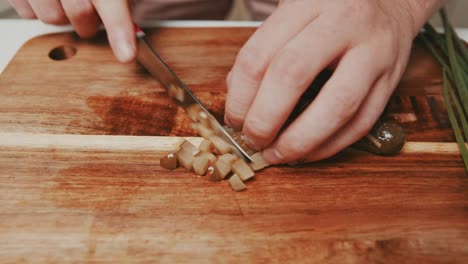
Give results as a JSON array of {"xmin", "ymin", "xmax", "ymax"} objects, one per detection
[
  {"xmin": 228, "ymin": 174, "xmax": 247, "ymax": 192},
  {"xmin": 180, "ymin": 140, "xmax": 197, "ymax": 155},
  {"xmin": 196, "ymin": 151, "xmax": 217, "ymax": 165},
  {"xmin": 192, "ymin": 123, "xmax": 215, "ymax": 139},
  {"xmin": 186, "ymin": 104, "xmax": 203, "ymax": 121},
  {"xmin": 209, "ymin": 135, "xmax": 233, "ymax": 155},
  {"xmin": 207, "ymin": 159, "xmax": 231, "ymax": 182},
  {"xmin": 193, "ymin": 155, "xmax": 210, "ymax": 176},
  {"xmin": 168, "ymin": 84, "xmax": 185, "ymax": 103},
  {"xmin": 199, "ymin": 139, "xmax": 214, "ymax": 153},
  {"xmin": 249, "ymin": 152, "xmax": 271, "ymax": 171},
  {"xmin": 232, "ymin": 159, "xmax": 255, "ymax": 181},
  {"xmin": 218, "ymin": 153, "xmax": 238, "ymax": 164},
  {"xmin": 198, "ymin": 111, "xmax": 211, "ymax": 128},
  {"xmin": 177, "ymin": 148, "xmax": 195, "ymax": 171}
]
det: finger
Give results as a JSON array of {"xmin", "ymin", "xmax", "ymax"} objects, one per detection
[
  {"xmin": 92, "ymin": 0, "xmax": 136, "ymax": 63},
  {"xmin": 241, "ymin": 18, "xmax": 348, "ymax": 150},
  {"xmin": 262, "ymin": 44, "xmax": 386, "ymax": 164},
  {"xmin": 305, "ymin": 74, "xmax": 391, "ymax": 162},
  {"xmin": 29, "ymin": 0, "xmax": 68, "ymax": 24},
  {"xmin": 225, "ymin": 0, "xmax": 320, "ymax": 130},
  {"xmin": 304, "ymin": 42, "xmax": 411, "ymax": 162},
  {"xmin": 8, "ymin": 0, "xmax": 36, "ymax": 19},
  {"xmin": 224, "ymin": 70, "xmax": 234, "ymax": 127},
  {"xmin": 226, "ymin": 70, "xmax": 233, "ymax": 92},
  {"xmin": 60, "ymin": 0, "xmax": 100, "ymax": 38}
]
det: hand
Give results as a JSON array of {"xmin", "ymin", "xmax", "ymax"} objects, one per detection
[
  {"xmin": 8, "ymin": 0, "xmax": 136, "ymax": 62},
  {"xmin": 225, "ymin": 0, "xmax": 445, "ymax": 164}
]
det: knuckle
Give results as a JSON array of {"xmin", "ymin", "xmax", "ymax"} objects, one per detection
[
  {"xmin": 68, "ymin": 4, "xmax": 95, "ymax": 20},
  {"xmin": 383, "ymin": 37, "xmax": 399, "ymax": 64},
  {"xmin": 21, "ymin": 13, "xmax": 36, "ymax": 19},
  {"xmin": 18, "ymin": 9, "xmax": 36, "ymax": 19},
  {"xmin": 41, "ymin": 10, "xmax": 67, "ymax": 24},
  {"xmin": 269, "ymin": 51, "xmax": 310, "ymax": 89},
  {"xmin": 235, "ymin": 46, "xmax": 268, "ymax": 82},
  {"xmin": 225, "ymin": 109, "xmax": 245, "ymax": 128},
  {"xmin": 225, "ymin": 98, "xmax": 249, "ymax": 126},
  {"xmin": 244, "ymin": 118, "xmax": 273, "ymax": 144},
  {"xmin": 276, "ymin": 134, "xmax": 310, "ymax": 160},
  {"xmin": 362, "ymin": 35, "xmax": 396, "ymax": 72},
  {"xmin": 351, "ymin": 1, "xmax": 378, "ymax": 24},
  {"xmin": 332, "ymin": 92, "xmax": 361, "ymax": 121},
  {"xmin": 340, "ymin": 2, "xmax": 383, "ymax": 38},
  {"xmin": 91, "ymin": 0, "xmax": 103, "ymax": 5}
]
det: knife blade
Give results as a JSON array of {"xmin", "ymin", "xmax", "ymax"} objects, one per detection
[{"xmin": 134, "ymin": 25, "xmax": 253, "ymax": 162}]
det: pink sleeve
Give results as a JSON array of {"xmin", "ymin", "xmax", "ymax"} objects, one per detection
[
  {"xmin": 132, "ymin": 0, "xmax": 233, "ymax": 20},
  {"xmin": 244, "ymin": 0, "xmax": 278, "ymax": 20},
  {"xmin": 131, "ymin": 0, "xmax": 278, "ymax": 21}
]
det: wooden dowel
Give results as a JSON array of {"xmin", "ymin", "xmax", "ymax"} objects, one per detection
[
  {"xmin": 0, "ymin": 133, "xmax": 462, "ymax": 155},
  {"xmin": 401, "ymin": 141, "xmax": 462, "ymax": 154},
  {"xmin": 0, "ymin": 133, "xmax": 203, "ymax": 152}
]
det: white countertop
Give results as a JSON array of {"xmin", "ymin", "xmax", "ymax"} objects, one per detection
[{"xmin": 0, "ymin": 19, "xmax": 467, "ymax": 74}]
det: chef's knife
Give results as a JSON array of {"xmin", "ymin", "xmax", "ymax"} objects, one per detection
[{"xmin": 134, "ymin": 25, "xmax": 253, "ymax": 162}]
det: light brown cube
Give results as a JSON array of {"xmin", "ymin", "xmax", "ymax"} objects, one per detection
[
  {"xmin": 199, "ymin": 139, "xmax": 214, "ymax": 153},
  {"xmin": 179, "ymin": 140, "xmax": 197, "ymax": 155},
  {"xmin": 232, "ymin": 159, "xmax": 255, "ymax": 181},
  {"xmin": 249, "ymin": 152, "xmax": 271, "ymax": 171},
  {"xmin": 177, "ymin": 148, "xmax": 195, "ymax": 171},
  {"xmin": 192, "ymin": 123, "xmax": 214, "ymax": 139},
  {"xmin": 207, "ymin": 159, "xmax": 232, "ymax": 182},
  {"xmin": 196, "ymin": 151, "xmax": 217, "ymax": 165},
  {"xmin": 193, "ymin": 155, "xmax": 210, "ymax": 176},
  {"xmin": 198, "ymin": 111, "xmax": 211, "ymax": 128},
  {"xmin": 168, "ymin": 85, "xmax": 185, "ymax": 103},
  {"xmin": 218, "ymin": 153, "xmax": 238, "ymax": 164},
  {"xmin": 186, "ymin": 103, "xmax": 202, "ymax": 121},
  {"xmin": 228, "ymin": 174, "xmax": 247, "ymax": 192},
  {"xmin": 209, "ymin": 135, "xmax": 233, "ymax": 155}
]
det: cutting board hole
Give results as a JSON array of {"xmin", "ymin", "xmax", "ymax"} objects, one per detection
[{"xmin": 49, "ymin": 45, "xmax": 77, "ymax": 61}]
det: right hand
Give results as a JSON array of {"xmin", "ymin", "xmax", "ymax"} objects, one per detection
[{"xmin": 8, "ymin": 0, "xmax": 136, "ymax": 62}]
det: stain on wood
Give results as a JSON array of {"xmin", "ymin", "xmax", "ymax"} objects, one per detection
[{"xmin": 0, "ymin": 27, "xmax": 466, "ymax": 263}]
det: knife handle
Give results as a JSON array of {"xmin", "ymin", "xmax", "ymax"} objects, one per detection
[{"xmin": 134, "ymin": 23, "xmax": 145, "ymax": 38}]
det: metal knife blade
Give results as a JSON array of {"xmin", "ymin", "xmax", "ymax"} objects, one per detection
[{"xmin": 135, "ymin": 26, "xmax": 253, "ymax": 162}]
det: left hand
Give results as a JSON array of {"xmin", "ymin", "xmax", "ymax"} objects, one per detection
[{"xmin": 224, "ymin": 0, "xmax": 444, "ymax": 164}]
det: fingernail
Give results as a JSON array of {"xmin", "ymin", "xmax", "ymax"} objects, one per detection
[
  {"xmin": 243, "ymin": 135, "xmax": 262, "ymax": 151},
  {"xmin": 262, "ymin": 148, "xmax": 284, "ymax": 164},
  {"xmin": 231, "ymin": 122, "xmax": 242, "ymax": 131},
  {"xmin": 224, "ymin": 115, "xmax": 232, "ymax": 126},
  {"xmin": 225, "ymin": 117, "xmax": 241, "ymax": 131},
  {"xmin": 116, "ymin": 38, "xmax": 135, "ymax": 63}
]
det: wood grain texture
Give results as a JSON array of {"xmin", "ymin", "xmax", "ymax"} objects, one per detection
[
  {"xmin": 0, "ymin": 28, "xmax": 467, "ymax": 263},
  {"xmin": 0, "ymin": 29, "xmax": 454, "ymax": 141},
  {"xmin": 0, "ymin": 138, "xmax": 466, "ymax": 263}
]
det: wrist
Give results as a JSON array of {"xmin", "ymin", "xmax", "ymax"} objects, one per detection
[{"xmin": 404, "ymin": 0, "xmax": 448, "ymax": 36}]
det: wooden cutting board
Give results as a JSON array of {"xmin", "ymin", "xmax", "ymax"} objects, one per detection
[{"xmin": 0, "ymin": 28, "xmax": 466, "ymax": 263}]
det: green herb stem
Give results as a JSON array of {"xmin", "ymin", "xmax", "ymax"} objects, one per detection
[
  {"xmin": 443, "ymin": 72, "xmax": 468, "ymax": 170},
  {"xmin": 441, "ymin": 9, "xmax": 468, "ymax": 115},
  {"xmin": 421, "ymin": 9, "xmax": 468, "ymax": 171}
]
